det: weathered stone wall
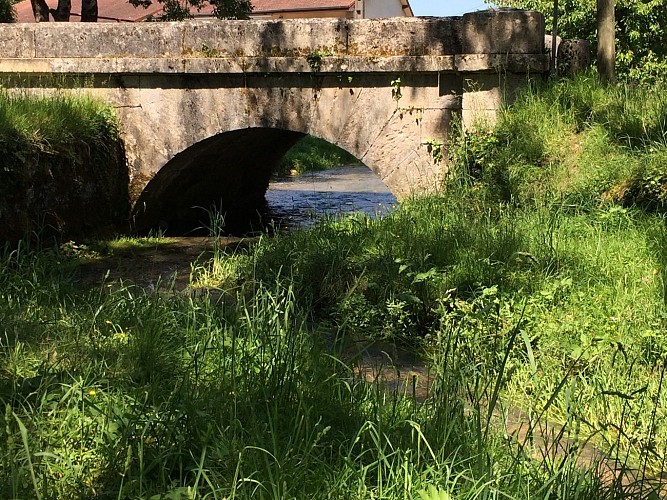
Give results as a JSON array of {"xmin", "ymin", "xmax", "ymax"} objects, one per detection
[
  {"xmin": 0, "ymin": 11, "xmax": 546, "ymax": 233},
  {"xmin": 0, "ymin": 135, "xmax": 128, "ymax": 241}
]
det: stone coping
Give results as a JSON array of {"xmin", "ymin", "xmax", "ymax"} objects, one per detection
[
  {"xmin": 0, "ymin": 12, "xmax": 545, "ymax": 60},
  {"xmin": 0, "ymin": 54, "xmax": 548, "ymax": 75}
]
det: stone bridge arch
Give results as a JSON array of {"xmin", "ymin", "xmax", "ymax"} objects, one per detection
[
  {"xmin": 123, "ymin": 72, "xmax": 447, "ymax": 232},
  {"xmin": 0, "ymin": 12, "xmax": 547, "ymax": 236}
]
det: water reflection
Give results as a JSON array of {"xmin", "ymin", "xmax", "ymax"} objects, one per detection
[{"xmin": 265, "ymin": 166, "xmax": 396, "ymax": 228}]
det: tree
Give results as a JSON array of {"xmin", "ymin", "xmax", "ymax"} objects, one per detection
[
  {"xmin": 30, "ymin": 0, "xmax": 50, "ymax": 21},
  {"xmin": 28, "ymin": 0, "xmax": 95, "ymax": 21},
  {"xmin": 130, "ymin": 0, "xmax": 251, "ymax": 21},
  {"xmin": 0, "ymin": 0, "xmax": 16, "ymax": 22},
  {"xmin": 494, "ymin": 0, "xmax": 667, "ymax": 82}
]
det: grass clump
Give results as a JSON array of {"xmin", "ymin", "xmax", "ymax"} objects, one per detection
[{"xmin": 451, "ymin": 71, "xmax": 667, "ymax": 212}]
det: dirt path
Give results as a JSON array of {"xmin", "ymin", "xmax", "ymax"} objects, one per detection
[{"xmin": 76, "ymin": 236, "xmax": 233, "ymax": 290}]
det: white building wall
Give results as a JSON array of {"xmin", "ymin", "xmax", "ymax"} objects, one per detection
[{"xmin": 361, "ymin": 0, "xmax": 412, "ymax": 18}]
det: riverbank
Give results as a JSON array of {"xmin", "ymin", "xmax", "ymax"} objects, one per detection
[
  {"xmin": 2, "ymin": 73, "xmax": 667, "ymax": 498},
  {"xmin": 274, "ymin": 135, "xmax": 362, "ymax": 177},
  {"xmin": 0, "ymin": 91, "xmax": 127, "ymax": 241}
]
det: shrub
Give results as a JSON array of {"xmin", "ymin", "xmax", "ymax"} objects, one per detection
[{"xmin": 0, "ymin": 0, "xmax": 16, "ymax": 22}]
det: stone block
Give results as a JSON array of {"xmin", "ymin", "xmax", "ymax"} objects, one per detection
[
  {"xmin": 182, "ymin": 19, "xmax": 348, "ymax": 58},
  {"xmin": 346, "ymin": 17, "xmax": 461, "ymax": 56},
  {"xmin": 33, "ymin": 23, "xmax": 183, "ymax": 58},
  {"xmin": 461, "ymin": 9, "xmax": 544, "ymax": 54},
  {"xmin": 557, "ymin": 39, "xmax": 591, "ymax": 77},
  {"xmin": 0, "ymin": 25, "xmax": 35, "ymax": 58},
  {"xmin": 456, "ymin": 53, "xmax": 548, "ymax": 73}
]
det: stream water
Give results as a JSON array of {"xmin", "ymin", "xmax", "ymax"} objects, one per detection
[{"xmin": 264, "ymin": 165, "xmax": 397, "ymax": 228}]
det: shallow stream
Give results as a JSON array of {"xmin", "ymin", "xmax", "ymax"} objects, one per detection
[{"xmin": 265, "ymin": 165, "xmax": 396, "ymax": 228}]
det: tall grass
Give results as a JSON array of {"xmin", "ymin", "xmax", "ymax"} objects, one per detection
[
  {"xmin": 2, "ymin": 73, "xmax": 667, "ymax": 497},
  {"xmin": 2, "ymin": 241, "xmax": 596, "ymax": 499},
  {"xmin": 0, "ymin": 90, "xmax": 117, "ymax": 154}
]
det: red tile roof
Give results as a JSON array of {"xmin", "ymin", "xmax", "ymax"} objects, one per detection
[
  {"xmin": 191, "ymin": 0, "xmax": 353, "ymax": 18},
  {"xmin": 251, "ymin": 0, "xmax": 354, "ymax": 12},
  {"xmin": 13, "ymin": 0, "xmax": 355, "ymax": 23},
  {"xmin": 14, "ymin": 0, "xmax": 163, "ymax": 22}
]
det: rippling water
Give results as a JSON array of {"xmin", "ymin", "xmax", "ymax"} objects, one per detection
[{"xmin": 265, "ymin": 166, "xmax": 397, "ymax": 227}]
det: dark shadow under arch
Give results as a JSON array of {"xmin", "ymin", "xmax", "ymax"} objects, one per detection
[{"xmin": 132, "ymin": 128, "xmax": 306, "ymax": 235}]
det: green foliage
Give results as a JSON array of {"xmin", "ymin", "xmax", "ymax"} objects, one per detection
[
  {"xmin": 449, "ymin": 72, "xmax": 667, "ymax": 210},
  {"xmin": 497, "ymin": 0, "xmax": 667, "ymax": 82},
  {"xmin": 275, "ymin": 135, "xmax": 361, "ymax": 176},
  {"xmin": 3, "ymin": 74, "xmax": 667, "ymax": 498},
  {"xmin": 621, "ymin": 146, "xmax": 667, "ymax": 211},
  {"xmin": 391, "ymin": 77, "xmax": 403, "ymax": 101},
  {"xmin": 424, "ymin": 138, "xmax": 445, "ymax": 164},
  {"xmin": 0, "ymin": 234, "xmax": 631, "ymax": 498},
  {"xmin": 199, "ymin": 42, "xmax": 220, "ymax": 57},
  {"xmin": 306, "ymin": 49, "xmax": 332, "ymax": 71},
  {"xmin": 133, "ymin": 0, "xmax": 251, "ymax": 21},
  {"xmin": 0, "ymin": 0, "xmax": 16, "ymax": 22}
]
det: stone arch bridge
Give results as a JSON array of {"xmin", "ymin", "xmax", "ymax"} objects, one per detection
[{"xmin": 0, "ymin": 11, "xmax": 546, "ymax": 232}]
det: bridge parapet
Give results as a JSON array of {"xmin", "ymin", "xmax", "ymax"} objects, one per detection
[{"xmin": 0, "ymin": 12, "xmax": 545, "ymax": 75}]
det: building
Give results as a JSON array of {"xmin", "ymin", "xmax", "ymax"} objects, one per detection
[
  {"xmin": 14, "ymin": 0, "xmax": 413, "ymax": 23},
  {"xmin": 248, "ymin": 0, "xmax": 413, "ymax": 19}
]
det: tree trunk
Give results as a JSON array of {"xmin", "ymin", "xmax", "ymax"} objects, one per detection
[
  {"xmin": 80, "ymin": 0, "xmax": 97, "ymax": 21},
  {"xmin": 597, "ymin": 0, "xmax": 616, "ymax": 83},
  {"xmin": 50, "ymin": 0, "xmax": 71, "ymax": 20},
  {"xmin": 550, "ymin": 0, "xmax": 558, "ymax": 74},
  {"xmin": 30, "ymin": 0, "xmax": 50, "ymax": 21}
]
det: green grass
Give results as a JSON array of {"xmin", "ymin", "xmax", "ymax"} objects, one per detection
[
  {"xmin": 2, "ymin": 73, "xmax": 667, "ymax": 497},
  {"xmin": 275, "ymin": 135, "xmax": 362, "ymax": 177},
  {"xmin": 0, "ymin": 239, "xmax": 613, "ymax": 498}
]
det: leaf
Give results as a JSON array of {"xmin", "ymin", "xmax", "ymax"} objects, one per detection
[
  {"xmin": 13, "ymin": 411, "xmax": 42, "ymax": 500},
  {"xmin": 520, "ymin": 329, "xmax": 538, "ymax": 380},
  {"xmin": 413, "ymin": 267, "xmax": 438, "ymax": 283},
  {"xmin": 398, "ymin": 292, "xmax": 422, "ymax": 305},
  {"xmin": 417, "ymin": 485, "xmax": 454, "ymax": 500}
]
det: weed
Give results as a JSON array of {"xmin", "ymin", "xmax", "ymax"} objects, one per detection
[
  {"xmin": 306, "ymin": 49, "xmax": 332, "ymax": 72},
  {"xmin": 200, "ymin": 43, "xmax": 220, "ymax": 58},
  {"xmin": 391, "ymin": 77, "xmax": 402, "ymax": 102},
  {"xmin": 423, "ymin": 138, "xmax": 444, "ymax": 164}
]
